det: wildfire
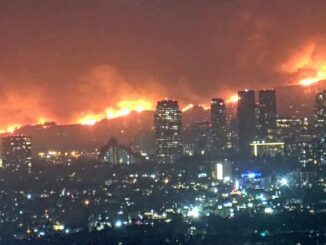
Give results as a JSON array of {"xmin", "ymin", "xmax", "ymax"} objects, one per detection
[
  {"xmin": 299, "ymin": 78, "xmax": 320, "ymax": 86},
  {"xmin": 78, "ymin": 114, "xmax": 103, "ymax": 126},
  {"xmin": 201, "ymin": 104, "xmax": 210, "ymax": 110},
  {"xmin": 298, "ymin": 69, "xmax": 325, "ymax": 86},
  {"xmin": 182, "ymin": 103, "xmax": 211, "ymax": 111},
  {"xmin": 226, "ymin": 94, "xmax": 239, "ymax": 104},
  {"xmin": 38, "ymin": 117, "xmax": 47, "ymax": 125},
  {"xmin": 182, "ymin": 104, "xmax": 194, "ymax": 112},
  {"xmin": 78, "ymin": 99, "xmax": 153, "ymax": 126},
  {"xmin": 0, "ymin": 124, "xmax": 21, "ymax": 134}
]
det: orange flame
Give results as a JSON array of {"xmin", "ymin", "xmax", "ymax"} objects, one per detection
[
  {"xmin": 299, "ymin": 78, "xmax": 320, "ymax": 86},
  {"xmin": 298, "ymin": 69, "xmax": 325, "ymax": 86},
  {"xmin": 226, "ymin": 94, "xmax": 239, "ymax": 104},
  {"xmin": 78, "ymin": 114, "xmax": 103, "ymax": 126},
  {"xmin": 0, "ymin": 124, "xmax": 21, "ymax": 134},
  {"xmin": 78, "ymin": 99, "xmax": 153, "ymax": 126},
  {"xmin": 182, "ymin": 104, "xmax": 194, "ymax": 112},
  {"xmin": 38, "ymin": 117, "xmax": 48, "ymax": 125},
  {"xmin": 201, "ymin": 104, "xmax": 210, "ymax": 110}
]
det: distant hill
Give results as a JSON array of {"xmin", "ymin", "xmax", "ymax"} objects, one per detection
[
  {"xmin": 7, "ymin": 81, "xmax": 322, "ymax": 154},
  {"xmin": 8, "ymin": 106, "xmax": 211, "ymax": 153},
  {"xmin": 13, "ymin": 111, "xmax": 154, "ymax": 153}
]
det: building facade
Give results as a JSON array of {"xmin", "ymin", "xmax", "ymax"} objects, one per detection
[
  {"xmin": 154, "ymin": 100, "xmax": 182, "ymax": 164},
  {"xmin": 314, "ymin": 90, "xmax": 326, "ymax": 135},
  {"xmin": 258, "ymin": 90, "xmax": 277, "ymax": 141},
  {"xmin": 211, "ymin": 98, "xmax": 227, "ymax": 156},
  {"xmin": 1, "ymin": 135, "xmax": 32, "ymax": 170},
  {"xmin": 250, "ymin": 141, "xmax": 285, "ymax": 157},
  {"xmin": 237, "ymin": 90, "xmax": 256, "ymax": 156}
]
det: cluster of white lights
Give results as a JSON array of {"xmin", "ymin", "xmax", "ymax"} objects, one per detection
[{"xmin": 187, "ymin": 206, "xmax": 200, "ymax": 218}]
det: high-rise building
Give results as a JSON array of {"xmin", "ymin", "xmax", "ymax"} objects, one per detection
[
  {"xmin": 258, "ymin": 90, "xmax": 277, "ymax": 141},
  {"xmin": 275, "ymin": 117, "xmax": 311, "ymax": 158},
  {"xmin": 314, "ymin": 90, "xmax": 326, "ymax": 135},
  {"xmin": 237, "ymin": 90, "xmax": 256, "ymax": 155},
  {"xmin": 154, "ymin": 100, "xmax": 182, "ymax": 164},
  {"xmin": 211, "ymin": 98, "xmax": 227, "ymax": 155},
  {"xmin": 1, "ymin": 135, "xmax": 32, "ymax": 170}
]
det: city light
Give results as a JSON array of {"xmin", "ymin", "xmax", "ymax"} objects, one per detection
[
  {"xmin": 53, "ymin": 223, "xmax": 65, "ymax": 231},
  {"xmin": 241, "ymin": 171, "xmax": 262, "ymax": 179},
  {"xmin": 114, "ymin": 220, "xmax": 122, "ymax": 228},
  {"xmin": 279, "ymin": 177, "xmax": 289, "ymax": 186},
  {"xmin": 264, "ymin": 207, "xmax": 274, "ymax": 214},
  {"xmin": 187, "ymin": 206, "xmax": 200, "ymax": 218}
]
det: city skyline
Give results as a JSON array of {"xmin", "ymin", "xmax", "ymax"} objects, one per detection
[
  {"xmin": 1, "ymin": 82, "xmax": 324, "ymax": 133},
  {"xmin": 0, "ymin": 1, "xmax": 325, "ymax": 243}
]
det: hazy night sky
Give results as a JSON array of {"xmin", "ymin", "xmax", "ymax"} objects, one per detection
[{"xmin": 0, "ymin": 0, "xmax": 326, "ymax": 127}]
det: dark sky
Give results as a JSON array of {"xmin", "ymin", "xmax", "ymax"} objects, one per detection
[{"xmin": 0, "ymin": 0, "xmax": 326, "ymax": 127}]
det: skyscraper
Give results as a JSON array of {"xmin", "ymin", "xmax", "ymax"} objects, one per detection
[
  {"xmin": 154, "ymin": 100, "xmax": 182, "ymax": 164},
  {"xmin": 211, "ymin": 98, "xmax": 227, "ymax": 155},
  {"xmin": 237, "ymin": 90, "xmax": 256, "ymax": 156},
  {"xmin": 314, "ymin": 90, "xmax": 326, "ymax": 135},
  {"xmin": 1, "ymin": 135, "xmax": 32, "ymax": 170},
  {"xmin": 258, "ymin": 90, "xmax": 277, "ymax": 140}
]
